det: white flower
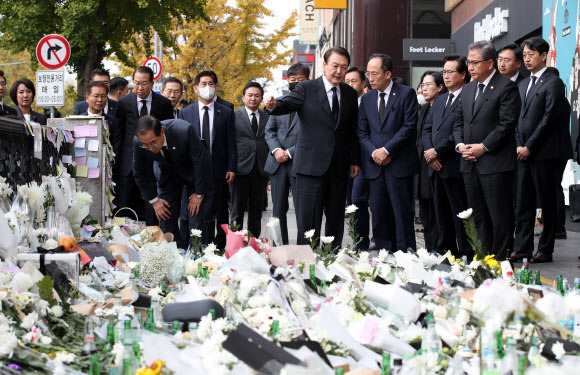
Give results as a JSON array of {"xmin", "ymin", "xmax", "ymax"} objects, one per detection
[
  {"xmin": 320, "ymin": 236, "xmax": 334, "ymax": 244},
  {"xmin": 127, "ymin": 261, "xmax": 138, "ymax": 270},
  {"xmin": 111, "ymin": 343, "xmax": 124, "ymax": 366},
  {"xmin": 0, "ymin": 331, "xmax": 18, "ymax": 358},
  {"xmin": 359, "ymin": 251, "xmax": 370, "ymax": 262},
  {"xmin": 456, "ymin": 309, "xmax": 471, "ymax": 327},
  {"xmin": 53, "ymin": 363, "xmax": 66, "ymax": 375},
  {"xmin": 44, "ymin": 239, "xmax": 59, "ymax": 250},
  {"xmin": 54, "ymin": 351, "xmax": 76, "ymax": 364},
  {"xmin": 41, "ymin": 336, "xmax": 53, "ymax": 345},
  {"xmin": 377, "ymin": 249, "xmax": 389, "ymax": 262},
  {"xmin": 433, "ymin": 305, "xmax": 448, "ymax": 319},
  {"xmin": 191, "ymin": 229, "xmax": 202, "ymax": 238},
  {"xmin": 345, "ymin": 204, "xmax": 358, "ymax": 214},
  {"xmin": 552, "ymin": 341, "xmax": 566, "ymax": 360},
  {"xmin": 11, "ymin": 272, "xmax": 34, "ymax": 292},
  {"xmin": 457, "ymin": 208, "xmax": 473, "ymax": 219},
  {"xmin": 79, "ymin": 274, "xmax": 92, "ymax": 284},
  {"xmin": 51, "ymin": 305, "xmax": 64, "ymax": 318},
  {"xmin": 354, "ymin": 262, "xmax": 373, "ymax": 274},
  {"xmin": 266, "ymin": 218, "xmax": 280, "ymax": 228},
  {"xmin": 472, "ymin": 279, "xmax": 527, "ymax": 333},
  {"xmin": 304, "ymin": 229, "xmax": 315, "ymax": 239},
  {"xmin": 204, "ymin": 243, "xmax": 218, "ymax": 255}
]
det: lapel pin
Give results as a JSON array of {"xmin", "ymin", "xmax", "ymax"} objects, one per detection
[
  {"xmin": 393, "ymin": 93, "xmax": 396, "ymax": 96},
  {"xmin": 540, "ymin": 80, "xmax": 543, "ymax": 83},
  {"xmin": 490, "ymin": 86, "xmax": 494, "ymax": 90},
  {"xmin": 172, "ymin": 147, "xmax": 176, "ymax": 150}
]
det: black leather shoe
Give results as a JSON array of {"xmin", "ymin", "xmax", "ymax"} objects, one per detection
[
  {"xmin": 530, "ymin": 252, "xmax": 553, "ymax": 263},
  {"xmin": 509, "ymin": 252, "xmax": 531, "ymax": 263},
  {"xmin": 556, "ymin": 231, "xmax": 567, "ymax": 239}
]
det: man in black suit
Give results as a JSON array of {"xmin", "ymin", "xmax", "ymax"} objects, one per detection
[
  {"xmin": 208, "ymin": 71, "xmax": 235, "ymax": 110},
  {"xmin": 453, "ymin": 41, "xmax": 521, "ymax": 260},
  {"xmin": 73, "ymin": 68, "xmax": 118, "ymax": 118},
  {"xmin": 264, "ymin": 47, "xmax": 360, "ymax": 249},
  {"xmin": 109, "ymin": 77, "xmax": 129, "ymax": 102},
  {"xmin": 510, "ymin": 37, "xmax": 572, "ymax": 263},
  {"xmin": 115, "ymin": 66, "xmax": 174, "ymax": 225},
  {"xmin": 133, "ymin": 116, "xmax": 210, "ymax": 242},
  {"xmin": 179, "ymin": 71, "xmax": 237, "ymax": 246},
  {"xmin": 0, "ymin": 70, "xmax": 17, "ymax": 117},
  {"xmin": 423, "ymin": 55, "xmax": 472, "ymax": 257},
  {"xmin": 79, "ymin": 81, "xmax": 121, "ymax": 158},
  {"xmin": 358, "ymin": 54, "xmax": 419, "ymax": 252},
  {"xmin": 265, "ymin": 63, "xmax": 308, "ymax": 245},
  {"xmin": 498, "ymin": 44, "xmax": 526, "ymax": 85},
  {"xmin": 230, "ymin": 82, "xmax": 269, "ymax": 237},
  {"xmin": 161, "ymin": 77, "xmax": 183, "ymax": 119}
]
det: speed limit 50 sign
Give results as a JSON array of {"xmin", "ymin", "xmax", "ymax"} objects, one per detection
[{"xmin": 143, "ymin": 57, "xmax": 163, "ymax": 81}]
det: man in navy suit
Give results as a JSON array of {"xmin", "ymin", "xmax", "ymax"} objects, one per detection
[
  {"xmin": 72, "ymin": 68, "xmax": 118, "ymax": 118},
  {"xmin": 498, "ymin": 44, "xmax": 526, "ymax": 85},
  {"xmin": 133, "ymin": 116, "xmax": 210, "ymax": 242},
  {"xmin": 358, "ymin": 53, "xmax": 419, "ymax": 252},
  {"xmin": 179, "ymin": 71, "xmax": 237, "ymax": 246},
  {"xmin": 79, "ymin": 81, "xmax": 121, "ymax": 160},
  {"xmin": 423, "ymin": 55, "xmax": 472, "ymax": 257},
  {"xmin": 265, "ymin": 63, "xmax": 308, "ymax": 245}
]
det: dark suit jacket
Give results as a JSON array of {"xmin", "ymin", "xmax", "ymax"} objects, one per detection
[
  {"xmin": 423, "ymin": 91, "xmax": 463, "ymax": 179},
  {"xmin": 234, "ymin": 108, "xmax": 269, "ymax": 176},
  {"xmin": 268, "ymin": 77, "xmax": 360, "ymax": 177},
  {"xmin": 116, "ymin": 92, "xmax": 174, "ymax": 176},
  {"xmin": 516, "ymin": 70, "xmax": 572, "ymax": 161},
  {"xmin": 178, "ymin": 102, "xmax": 238, "ymax": 179},
  {"xmin": 453, "ymin": 71, "xmax": 520, "ymax": 174},
  {"xmin": 73, "ymin": 98, "xmax": 118, "ymax": 118},
  {"xmin": 216, "ymin": 96, "xmax": 235, "ymax": 111},
  {"xmin": 132, "ymin": 119, "xmax": 210, "ymax": 201},
  {"xmin": 79, "ymin": 111, "xmax": 121, "ymax": 161},
  {"xmin": 514, "ymin": 72, "xmax": 526, "ymax": 86},
  {"xmin": 0, "ymin": 103, "xmax": 17, "ymax": 117},
  {"xmin": 264, "ymin": 111, "xmax": 301, "ymax": 175},
  {"xmin": 15, "ymin": 107, "xmax": 47, "ymax": 125},
  {"xmin": 357, "ymin": 83, "xmax": 419, "ymax": 180}
]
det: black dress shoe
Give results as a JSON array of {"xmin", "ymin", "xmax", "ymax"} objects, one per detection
[
  {"xmin": 555, "ymin": 231, "xmax": 567, "ymax": 239},
  {"xmin": 509, "ymin": 252, "xmax": 530, "ymax": 263},
  {"xmin": 530, "ymin": 252, "xmax": 553, "ymax": 263}
]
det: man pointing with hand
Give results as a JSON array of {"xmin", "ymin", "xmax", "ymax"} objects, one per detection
[{"xmin": 264, "ymin": 46, "xmax": 360, "ymax": 250}]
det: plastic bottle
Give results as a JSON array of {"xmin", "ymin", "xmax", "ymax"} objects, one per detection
[
  {"xmin": 81, "ymin": 317, "xmax": 98, "ymax": 356},
  {"xmin": 105, "ymin": 323, "xmax": 115, "ymax": 352},
  {"xmin": 482, "ymin": 344, "xmax": 501, "ymax": 375},
  {"xmin": 382, "ymin": 352, "xmax": 391, "ymax": 375},
  {"xmin": 89, "ymin": 354, "xmax": 99, "ymax": 375},
  {"xmin": 392, "ymin": 358, "xmax": 403, "ymax": 375},
  {"xmin": 121, "ymin": 343, "xmax": 137, "ymax": 375},
  {"xmin": 421, "ymin": 314, "xmax": 442, "ymax": 356},
  {"xmin": 501, "ymin": 337, "xmax": 518, "ymax": 375},
  {"xmin": 563, "ymin": 278, "xmax": 571, "ymax": 295},
  {"xmin": 122, "ymin": 319, "xmax": 133, "ymax": 345},
  {"xmin": 151, "ymin": 298, "xmax": 162, "ymax": 324},
  {"xmin": 129, "ymin": 275, "xmax": 139, "ymax": 300}
]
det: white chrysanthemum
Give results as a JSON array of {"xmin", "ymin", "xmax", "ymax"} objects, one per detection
[
  {"xmin": 44, "ymin": 238, "xmax": 59, "ymax": 250},
  {"xmin": 41, "ymin": 336, "xmax": 52, "ymax": 345},
  {"xmin": 457, "ymin": 208, "xmax": 473, "ymax": 219},
  {"xmin": 552, "ymin": 342, "xmax": 566, "ymax": 360},
  {"xmin": 359, "ymin": 251, "xmax": 370, "ymax": 262},
  {"xmin": 377, "ymin": 249, "xmax": 389, "ymax": 262},
  {"xmin": 320, "ymin": 236, "xmax": 334, "ymax": 244},
  {"xmin": 76, "ymin": 192, "xmax": 93, "ymax": 206},
  {"xmin": 304, "ymin": 229, "xmax": 315, "ymax": 239},
  {"xmin": 0, "ymin": 330, "xmax": 18, "ymax": 358},
  {"xmin": 11, "ymin": 272, "xmax": 34, "ymax": 292},
  {"xmin": 54, "ymin": 351, "xmax": 76, "ymax": 364},
  {"xmin": 191, "ymin": 229, "xmax": 202, "ymax": 238},
  {"xmin": 345, "ymin": 204, "xmax": 358, "ymax": 214},
  {"xmin": 21, "ymin": 312, "xmax": 38, "ymax": 330},
  {"xmin": 204, "ymin": 243, "xmax": 218, "ymax": 255},
  {"xmin": 51, "ymin": 305, "xmax": 64, "ymax": 318}
]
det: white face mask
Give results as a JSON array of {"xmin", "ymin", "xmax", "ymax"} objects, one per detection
[
  {"xmin": 198, "ymin": 86, "xmax": 216, "ymax": 101},
  {"xmin": 417, "ymin": 94, "xmax": 427, "ymax": 106}
]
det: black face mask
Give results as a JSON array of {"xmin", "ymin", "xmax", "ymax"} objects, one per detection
[{"xmin": 288, "ymin": 82, "xmax": 298, "ymax": 92}]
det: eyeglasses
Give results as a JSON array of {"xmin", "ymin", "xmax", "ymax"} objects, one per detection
[
  {"xmin": 466, "ymin": 59, "xmax": 490, "ymax": 66},
  {"xmin": 163, "ymin": 89, "xmax": 182, "ymax": 95},
  {"xmin": 365, "ymin": 71, "xmax": 382, "ymax": 78},
  {"xmin": 134, "ymin": 81, "xmax": 151, "ymax": 87},
  {"xmin": 89, "ymin": 94, "xmax": 108, "ymax": 100},
  {"xmin": 420, "ymin": 82, "xmax": 435, "ymax": 88},
  {"xmin": 139, "ymin": 142, "xmax": 160, "ymax": 149},
  {"xmin": 441, "ymin": 70, "xmax": 458, "ymax": 75}
]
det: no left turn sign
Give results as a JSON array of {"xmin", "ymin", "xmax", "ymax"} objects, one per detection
[{"xmin": 36, "ymin": 34, "xmax": 71, "ymax": 70}]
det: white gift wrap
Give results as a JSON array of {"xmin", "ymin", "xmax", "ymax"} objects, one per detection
[
  {"xmin": 223, "ymin": 246, "xmax": 270, "ymax": 274},
  {"xmin": 281, "ymin": 347, "xmax": 334, "ymax": 375},
  {"xmin": 363, "ymin": 280, "xmax": 421, "ymax": 322},
  {"xmin": 141, "ymin": 331, "xmax": 205, "ymax": 374},
  {"xmin": 435, "ymin": 317, "xmax": 459, "ymax": 348},
  {"xmin": 348, "ymin": 316, "xmax": 416, "ymax": 357},
  {"xmin": 48, "ymin": 177, "xmax": 67, "ymax": 214},
  {"xmin": 0, "ymin": 212, "xmax": 17, "ymax": 259}
]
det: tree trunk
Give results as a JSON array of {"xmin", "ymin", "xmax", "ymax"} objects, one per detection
[{"xmin": 76, "ymin": 35, "xmax": 99, "ymax": 99}]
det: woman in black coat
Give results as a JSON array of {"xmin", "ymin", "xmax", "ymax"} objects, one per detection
[{"xmin": 10, "ymin": 78, "xmax": 47, "ymax": 125}]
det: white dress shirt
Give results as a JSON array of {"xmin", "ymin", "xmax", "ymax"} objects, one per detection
[
  {"xmin": 198, "ymin": 100, "xmax": 215, "ymax": 151},
  {"xmin": 526, "ymin": 66, "xmax": 547, "ymax": 96},
  {"xmin": 510, "ymin": 71, "xmax": 520, "ymax": 82},
  {"xmin": 322, "ymin": 74, "xmax": 340, "ymax": 111},
  {"xmin": 446, "ymin": 86, "xmax": 464, "ymax": 106},
  {"xmin": 245, "ymin": 106, "xmax": 260, "ymax": 127},
  {"xmin": 137, "ymin": 91, "xmax": 153, "ymax": 115},
  {"xmin": 87, "ymin": 108, "xmax": 103, "ymax": 117},
  {"xmin": 372, "ymin": 80, "xmax": 394, "ymax": 158}
]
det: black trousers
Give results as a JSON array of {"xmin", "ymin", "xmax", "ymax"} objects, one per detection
[
  {"xmin": 419, "ymin": 198, "xmax": 437, "ymax": 252},
  {"xmin": 351, "ymin": 174, "xmax": 371, "ymax": 250},
  {"xmin": 556, "ymin": 159, "xmax": 567, "ymax": 234},
  {"xmin": 463, "ymin": 169, "xmax": 514, "ymax": 260},
  {"xmin": 295, "ymin": 168, "xmax": 347, "ymax": 250},
  {"xmin": 230, "ymin": 163, "xmax": 269, "ymax": 238},
  {"xmin": 514, "ymin": 159, "xmax": 560, "ymax": 255},
  {"xmin": 116, "ymin": 173, "xmax": 157, "ymax": 226},
  {"xmin": 432, "ymin": 173, "xmax": 472, "ymax": 257},
  {"xmin": 369, "ymin": 171, "xmax": 416, "ymax": 252},
  {"xmin": 270, "ymin": 162, "xmax": 296, "ymax": 245}
]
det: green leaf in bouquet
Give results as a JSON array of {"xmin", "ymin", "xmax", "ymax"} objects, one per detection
[
  {"xmin": 83, "ymin": 215, "xmax": 99, "ymax": 226},
  {"xmin": 37, "ymin": 275, "xmax": 57, "ymax": 307}
]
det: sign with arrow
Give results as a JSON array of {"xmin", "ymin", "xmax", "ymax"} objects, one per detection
[{"xmin": 36, "ymin": 34, "xmax": 71, "ymax": 70}]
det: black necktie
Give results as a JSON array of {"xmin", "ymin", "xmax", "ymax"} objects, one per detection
[
  {"xmin": 331, "ymin": 87, "xmax": 339, "ymax": 124},
  {"xmin": 161, "ymin": 146, "xmax": 171, "ymax": 162},
  {"xmin": 174, "ymin": 108, "xmax": 179, "ymax": 119},
  {"xmin": 525, "ymin": 76, "xmax": 537, "ymax": 106},
  {"xmin": 139, "ymin": 99, "xmax": 148, "ymax": 117},
  {"xmin": 378, "ymin": 92, "xmax": 386, "ymax": 122},
  {"xmin": 202, "ymin": 106, "xmax": 210, "ymax": 151},
  {"xmin": 444, "ymin": 93, "xmax": 454, "ymax": 114},
  {"xmin": 251, "ymin": 112, "xmax": 258, "ymax": 136},
  {"xmin": 474, "ymin": 83, "xmax": 485, "ymax": 109}
]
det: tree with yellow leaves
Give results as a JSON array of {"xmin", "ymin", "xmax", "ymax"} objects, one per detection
[{"xmin": 165, "ymin": 0, "xmax": 298, "ymax": 107}]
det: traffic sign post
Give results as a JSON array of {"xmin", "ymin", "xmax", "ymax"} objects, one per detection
[
  {"xmin": 36, "ymin": 71, "xmax": 65, "ymax": 107},
  {"xmin": 143, "ymin": 57, "xmax": 163, "ymax": 81},
  {"xmin": 36, "ymin": 34, "xmax": 71, "ymax": 70}
]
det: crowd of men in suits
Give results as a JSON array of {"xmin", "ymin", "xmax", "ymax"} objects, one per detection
[{"xmin": 0, "ymin": 36, "xmax": 574, "ymax": 263}]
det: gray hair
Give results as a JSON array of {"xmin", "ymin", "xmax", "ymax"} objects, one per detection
[{"xmin": 468, "ymin": 41, "xmax": 497, "ymax": 62}]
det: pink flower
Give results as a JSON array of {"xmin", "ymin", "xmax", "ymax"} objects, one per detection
[{"xmin": 287, "ymin": 259, "xmax": 295, "ymax": 266}]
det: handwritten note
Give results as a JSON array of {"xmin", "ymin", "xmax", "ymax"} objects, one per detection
[
  {"xmin": 88, "ymin": 168, "xmax": 100, "ymax": 179},
  {"xmin": 75, "ymin": 147, "xmax": 87, "ymax": 157},
  {"xmin": 87, "ymin": 157, "xmax": 99, "ymax": 169},
  {"xmin": 75, "ymin": 156, "xmax": 87, "ymax": 166},
  {"xmin": 74, "ymin": 137, "xmax": 86, "ymax": 148},
  {"xmin": 76, "ymin": 165, "xmax": 88, "ymax": 177},
  {"xmin": 62, "ymin": 155, "xmax": 72, "ymax": 164},
  {"xmin": 88, "ymin": 139, "xmax": 100, "ymax": 151}
]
